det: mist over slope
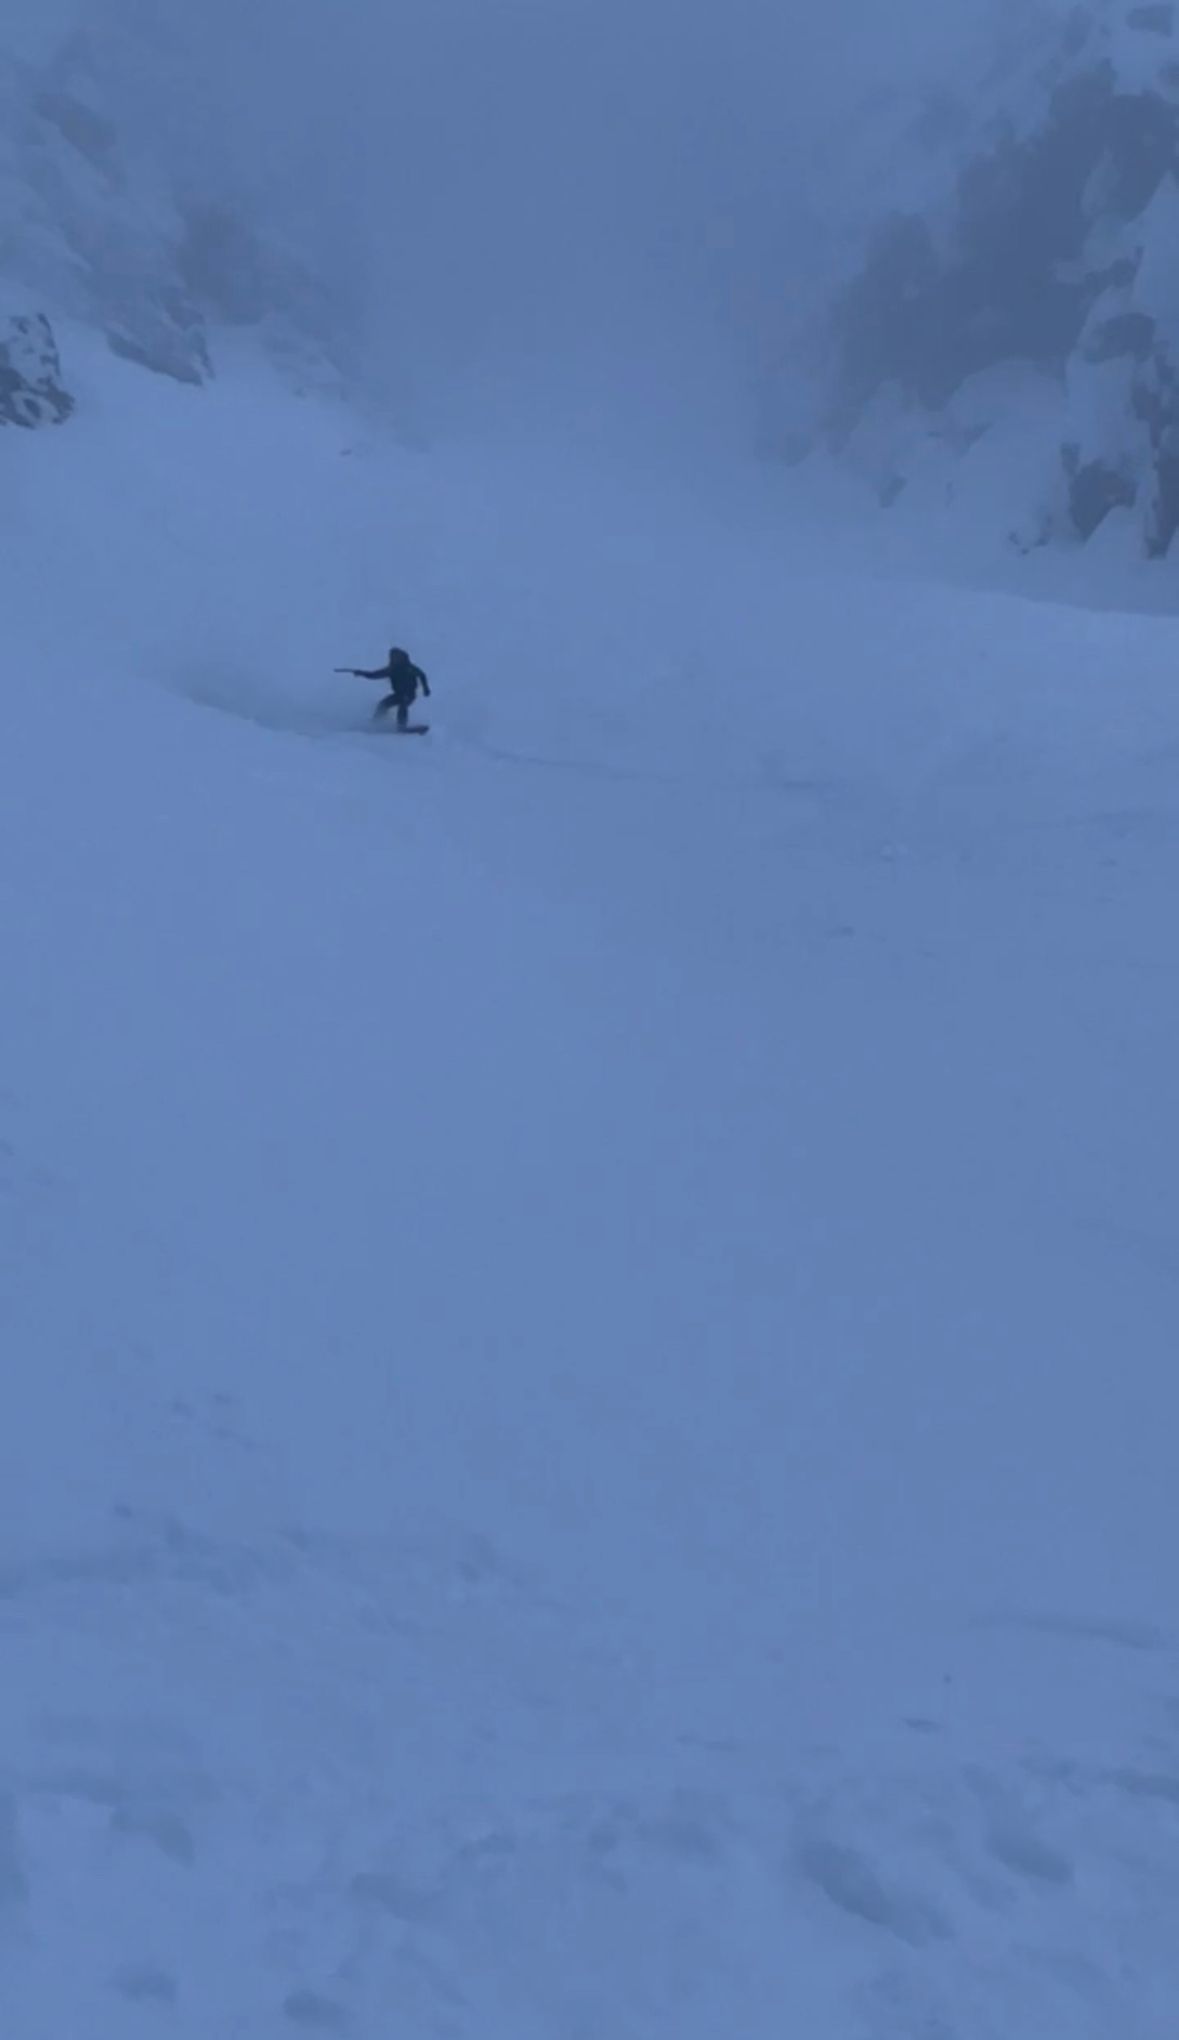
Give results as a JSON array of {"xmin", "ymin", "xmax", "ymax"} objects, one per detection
[
  {"xmin": 2, "ymin": 0, "xmax": 1006, "ymax": 460},
  {"xmin": 0, "ymin": 21, "xmax": 338, "ymax": 398},
  {"xmin": 3, "ymin": 4, "xmax": 1179, "ymax": 2036}
]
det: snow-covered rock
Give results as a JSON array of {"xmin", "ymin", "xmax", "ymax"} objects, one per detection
[
  {"xmin": 804, "ymin": 0, "xmax": 1179, "ymax": 556},
  {"xmin": 0, "ymin": 31, "xmax": 339, "ymax": 394},
  {"xmin": 0, "ymin": 311, "xmax": 72, "ymax": 427},
  {"xmin": 0, "ymin": 55, "xmax": 211, "ymax": 386}
]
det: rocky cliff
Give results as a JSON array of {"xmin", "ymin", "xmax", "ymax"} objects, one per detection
[
  {"xmin": 0, "ymin": 26, "xmax": 337, "ymax": 415},
  {"xmin": 805, "ymin": 1, "xmax": 1179, "ymax": 557}
]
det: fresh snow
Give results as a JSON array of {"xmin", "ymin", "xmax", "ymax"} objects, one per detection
[{"xmin": 3, "ymin": 329, "xmax": 1179, "ymax": 2037}]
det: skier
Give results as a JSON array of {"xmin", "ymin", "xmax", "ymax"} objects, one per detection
[{"xmin": 339, "ymin": 646, "xmax": 431, "ymax": 729}]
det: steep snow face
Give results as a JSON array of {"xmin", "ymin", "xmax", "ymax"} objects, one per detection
[
  {"xmin": 3, "ymin": 325, "xmax": 1179, "ymax": 2040},
  {"xmin": 798, "ymin": 0, "xmax": 1179, "ymax": 561}
]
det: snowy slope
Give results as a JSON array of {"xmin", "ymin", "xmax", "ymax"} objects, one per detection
[{"xmin": 3, "ymin": 332, "xmax": 1179, "ymax": 2038}]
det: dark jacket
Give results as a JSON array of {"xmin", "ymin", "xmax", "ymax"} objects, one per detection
[{"xmin": 359, "ymin": 650, "xmax": 430, "ymax": 704}]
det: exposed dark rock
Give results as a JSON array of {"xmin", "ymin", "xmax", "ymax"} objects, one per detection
[
  {"xmin": 1084, "ymin": 309, "xmax": 1157, "ymax": 359},
  {"xmin": 104, "ymin": 283, "xmax": 211, "ymax": 387},
  {"xmin": 825, "ymin": 215, "xmax": 942, "ymax": 427},
  {"xmin": 1146, "ymin": 435, "xmax": 1179, "ymax": 551},
  {"xmin": 178, "ymin": 206, "xmax": 279, "ymax": 328},
  {"xmin": 1132, "ymin": 350, "xmax": 1179, "ymax": 549},
  {"xmin": 830, "ymin": 62, "xmax": 1179, "ymax": 431},
  {"xmin": 810, "ymin": 1, "xmax": 1179, "ymax": 555},
  {"xmin": 0, "ymin": 314, "xmax": 73, "ymax": 427},
  {"xmin": 1063, "ymin": 444, "xmax": 1137, "ymax": 535}
]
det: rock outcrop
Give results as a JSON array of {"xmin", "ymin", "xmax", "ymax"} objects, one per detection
[
  {"xmin": 0, "ymin": 33, "xmax": 338, "ymax": 396},
  {"xmin": 803, "ymin": 2, "xmax": 1179, "ymax": 556},
  {"xmin": 0, "ymin": 54, "xmax": 212, "ymax": 387},
  {"xmin": 0, "ymin": 313, "xmax": 72, "ymax": 428}
]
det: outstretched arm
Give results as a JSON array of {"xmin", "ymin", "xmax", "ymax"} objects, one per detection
[{"xmin": 355, "ymin": 662, "xmax": 393, "ymax": 681}]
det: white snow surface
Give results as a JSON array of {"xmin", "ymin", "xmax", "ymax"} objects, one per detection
[{"xmin": 3, "ymin": 333, "xmax": 1179, "ymax": 2037}]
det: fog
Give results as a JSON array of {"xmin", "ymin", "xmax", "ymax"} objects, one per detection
[{"xmin": 18, "ymin": 0, "xmax": 998, "ymax": 451}]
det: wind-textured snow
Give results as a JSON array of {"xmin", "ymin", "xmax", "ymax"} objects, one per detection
[{"xmin": 3, "ymin": 328, "xmax": 1179, "ymax": 2038}]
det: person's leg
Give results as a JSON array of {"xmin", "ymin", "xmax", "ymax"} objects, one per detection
[
  {"xmin": 396, "ymin": 700, "xmax": 409, "ymax": 730},
  {"xmin": 373, "ymin": 693, "xmax": 397, "ymax": 720}
]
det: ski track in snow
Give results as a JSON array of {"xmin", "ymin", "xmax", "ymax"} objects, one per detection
[{"xmin": 2, "ymin": 332, "xmax": 1179, "ymax": 2036}]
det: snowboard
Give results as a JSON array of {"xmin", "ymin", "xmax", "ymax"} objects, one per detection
[{"xmin": 375, "ymin": 722, "xmax": 430, "ymax": 736}]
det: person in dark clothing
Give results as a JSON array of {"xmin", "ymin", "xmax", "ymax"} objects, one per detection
[{"xmin": 342, "ymin": 647, "xmax": 431, "ymax": 728}]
